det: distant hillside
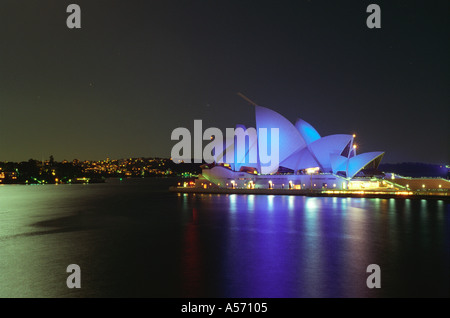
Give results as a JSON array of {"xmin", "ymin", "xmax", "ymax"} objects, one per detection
[{"xmin": 378, "ymin": 162, "xmax": 449, "ymax": 178}]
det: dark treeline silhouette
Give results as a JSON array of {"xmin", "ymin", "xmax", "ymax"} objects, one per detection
[{"xmin": 379, "ymin": 162, "xmax": 449, "ymax": 178}]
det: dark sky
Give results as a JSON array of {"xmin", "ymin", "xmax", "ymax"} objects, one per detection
[{"xmin": 0, "ymin": 0, "xmax": 448, "ymax": 164}]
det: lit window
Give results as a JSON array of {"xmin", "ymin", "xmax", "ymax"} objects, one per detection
[{"xmin": 305, "ymin": 167, "xmax": 320, "ymax": 174}]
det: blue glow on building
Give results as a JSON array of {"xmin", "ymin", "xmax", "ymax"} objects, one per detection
[{"xmin": 200, "ymin": 104, "xmax": 386, "ymax": 189}]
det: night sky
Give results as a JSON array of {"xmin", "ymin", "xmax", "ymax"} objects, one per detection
[{"xmin": 0, "ymin": 0, "xmax": 448, "ymax": 164}]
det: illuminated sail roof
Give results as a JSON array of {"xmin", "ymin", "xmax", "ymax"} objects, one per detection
[
  {"xmin": 216, "ymin": 104, "xmax": 384, "ymax": 178},
  {"xmin": 295, "ymin": 118, "xmax": 321, "ymax": 145}
]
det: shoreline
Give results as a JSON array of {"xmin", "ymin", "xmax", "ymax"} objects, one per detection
[{"xmin": 169, "ymin": 186, "xmax": 449, "ymax": 200}]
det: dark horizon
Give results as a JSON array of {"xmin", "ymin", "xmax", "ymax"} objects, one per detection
[{"xmin": 1, "ymin": 1, "xmax": 449, "ymax": 164}]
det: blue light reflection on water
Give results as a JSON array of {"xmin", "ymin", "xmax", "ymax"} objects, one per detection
[
  {"xmin": 178, "ymin": 193, "xmax": 449, "ymax": 298},
  {"xmin": 0, "ymin": 180, "xmax": 448, "ymax": 298}
]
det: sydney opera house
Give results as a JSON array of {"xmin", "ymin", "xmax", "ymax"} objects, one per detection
[{"xmin": 196, "ymin": 104, "xmax": 387, "ymax": 191}]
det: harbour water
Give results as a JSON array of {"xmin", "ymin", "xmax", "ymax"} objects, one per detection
[{"xmin": 0, "ymin": 178, "xmax": 448, "ymax": 298}]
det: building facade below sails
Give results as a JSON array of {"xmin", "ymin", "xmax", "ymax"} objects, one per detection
[{"xmin": 193, "ymin": 104, "xmax": 391, "ymax": 191}]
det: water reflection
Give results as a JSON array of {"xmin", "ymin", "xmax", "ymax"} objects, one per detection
[
  {"xmin": 229, "ymin": 194, "xmax": 237, "ymax": 214},
  {"xmin": 302, "ymin": 197, "xmax": 324, "ymax": 297},
  {"xmin": 181, "ymin": 207, "xmax": 204, "ymax": 297},
  {"xmin": 1, "ymin": 181, "xmax": 447, "ymax": 298},
  {"xmin": 179, "ymin": 194, "xmax": 449, "ymax": 297},
  {"xmin": 288, "ymin": 195, "xmax": 295, "ymax": 214},
  {"xmin": 247, "ymin": 195, "xmax": 255, "ymax": 211},
  {"xmin": 267, "ymin": 195, "xmax": 274, "ymax": 212}
]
